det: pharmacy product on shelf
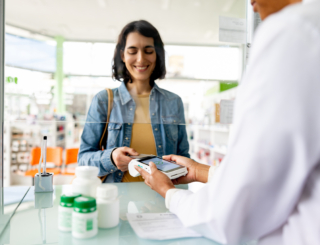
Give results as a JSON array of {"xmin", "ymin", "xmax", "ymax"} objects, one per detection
[
  {"xmin": 58, "ymin": 193, "xmax": 82, "ymax": 232},
  {"xmin": 97, "ymin": 184, "xmax": 119, "ymax": 229},
  {"xmin": 72, "ymin": 166, "xmax": 101, "ymax": 197},
  {"xmin": 72, "ymin": 196, "xmax": 98, "ymax": 239}
]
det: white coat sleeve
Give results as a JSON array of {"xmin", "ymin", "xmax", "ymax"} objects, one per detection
[
  {"xmin": 169, "ymin": 14, "xmax": 320, "ymax": 245},
  {"xmin": 165, "ymin": 166, "xmax": 218, "ymax": 209}
]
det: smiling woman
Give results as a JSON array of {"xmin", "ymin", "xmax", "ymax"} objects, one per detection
[
  {"xmin": 112, "ymin": 20, "xmax": 166, "ymax": 86},
  {"xmin": 78, "ymin": 20, "xmax": 190, "ymax": 183},
  {"xmin": 121, "ymin": 32, "xmax": 157, "ymax": 84}
]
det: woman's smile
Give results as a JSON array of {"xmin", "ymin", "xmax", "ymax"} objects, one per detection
[{"xmin": 134, "ymin": 65, "xmax": 149, "ymax": 72}]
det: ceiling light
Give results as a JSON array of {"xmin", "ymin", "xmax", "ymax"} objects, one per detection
[
  {"xmin": 161, "ymin": 0, "xmax": 170, "ymax": 10},
  {"xmin": 194, "ymin": 0, "xmax": 201, "ymax": 7},
  {"xmin": 97, "ymin": 0, "xmax": 107, "ymax": 8}
]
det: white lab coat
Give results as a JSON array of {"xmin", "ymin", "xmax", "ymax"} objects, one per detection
[{"xmin": 167, "ymin": 1, "xmax": 320, "ymax": 244}]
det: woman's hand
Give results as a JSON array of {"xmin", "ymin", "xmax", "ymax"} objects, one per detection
[
  {"xmin": 134, "ymin": 162, "xmax": 175, "ymax": 198},
  {"xmin": 163, "ymin": 155, "xmax": 210, "ymax": 185},
  {"xmin": 111, "ymin": 147, "xmax": 139, "ymax": 171}
]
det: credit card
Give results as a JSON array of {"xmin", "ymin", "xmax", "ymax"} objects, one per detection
[{"xmin": 128, "ymin": 154, "xmax": 156, "ymax": 159}]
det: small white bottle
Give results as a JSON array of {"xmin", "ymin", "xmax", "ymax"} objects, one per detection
[
  {"xmin": 72, "ymin": 166, "xmax": 101, "ymax": 197},
  {"xmin": 72, "ymin": 196, "xmax": 98, "ymax": 239},
  {"xmin": 58, "ymin": 193, "xmax": 82, "ymax": 232},
  {"xmin": 97, "ymin": 185, "xmax": 119, "ymax": 229}
]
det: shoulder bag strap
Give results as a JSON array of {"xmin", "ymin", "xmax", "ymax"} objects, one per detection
[
  {"xmin": 99, "ymin": 88, "xmax": 114, "ymax": 183},
  {"xmin": 99, "ymin": 88, "xmax": 114, "ymax": 150}
]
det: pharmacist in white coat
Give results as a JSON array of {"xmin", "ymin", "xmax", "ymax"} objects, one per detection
[{"xmin": 135, "ymin": 0, "xmax": 320, "ymax": 244}]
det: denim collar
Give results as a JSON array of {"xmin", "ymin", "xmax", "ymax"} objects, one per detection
[
  {"xmin": 151, "ymin": 82, "xmax": 166, "ymax": 97},
  {"xmin": 118, "ymin": 82, "xmax": 166, "ymax": 105}
]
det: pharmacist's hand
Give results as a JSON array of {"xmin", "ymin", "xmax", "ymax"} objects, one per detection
[
  {"xmin": 135, "ymin": 162, "xmax": 175, "ymax": 198},
  {"xmin": 163, "ymin": 155, "xmax": 210, "ymax": 184},
  {"xmin": 112, "ymin": 147, "xmax": 139, "ymax": 171}
]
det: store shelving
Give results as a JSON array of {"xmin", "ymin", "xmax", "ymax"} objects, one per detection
[
  {"xmin": 3, "ymin": 124, "xmax": 11, "ymax": 187},
  {"xmin": 186, "ymin": 87, "xmax": 237, "ymax": 166},
  {"xmin": 3, "ymin": 120, "xmax": 70, "ymax": 186}
]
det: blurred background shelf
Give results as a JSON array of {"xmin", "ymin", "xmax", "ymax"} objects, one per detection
[
  {"xmin": 186, "ymin": 88, "xmax": 236, "ymax": 166},
  {"xmin": 3, "ymin": 120, "xmax": 80, "ymax": 186}
]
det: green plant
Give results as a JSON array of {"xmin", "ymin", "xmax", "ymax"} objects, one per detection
[
  {"xmin": 220, "ymin": 82, "xmax": 238, "ymax": 92},
  {"xmin": 6, "ymin": 76, "xmax": 18, "ymax": 84}
]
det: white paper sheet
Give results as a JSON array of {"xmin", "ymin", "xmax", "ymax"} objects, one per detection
[
  {"xmin": 126, "ymin": 213, "xmax": 202, "ymax": 240},
  {"xmin": 219, "ymin": 16, "xmax": 246, "ymax": 44},
  {"xmin": 220, "ymin": 100, "xmax": 235, "ymax": 124}
]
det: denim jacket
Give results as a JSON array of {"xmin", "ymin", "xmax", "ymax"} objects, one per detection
[{"xmin": 78, "ymin": 82, "xmax": 190, "ymax": 182}]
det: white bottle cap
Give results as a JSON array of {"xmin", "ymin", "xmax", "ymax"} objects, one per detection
[
  {"xmin": 97, "ymin": 185, "xmax": 118, "ymax": 199},
  {"xmin": 75, "ymin": 166, "xmax": 99, "ymax": 178}
]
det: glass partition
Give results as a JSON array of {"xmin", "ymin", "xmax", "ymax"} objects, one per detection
[
  {"xmin": 0, "ymin": 0, "xmax": 5, "ymax": 236},
  {"xmin": 2, "ymin": 0, "xmax": 247, "ymax": 190},
  {"xmin": 0, "ymin": 186, "xmax": 30, "ymax": 237}
]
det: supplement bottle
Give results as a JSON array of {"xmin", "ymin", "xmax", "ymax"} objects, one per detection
[
  {"xmin": 97, "ymin": 184, "xmax": 119, "ymax": 228},
  {"xmin": 72, "ymin": 196, "xmax": 98, "ymax": 239},
  {"xmin": 72, "ymin": 166, "xmax": 101, "ymax": 197},
  {"xmin": 58, "ymin": 193, "xmax": 81, "ymax": 232}
]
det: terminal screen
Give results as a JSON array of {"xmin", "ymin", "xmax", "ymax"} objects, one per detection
[{"xmin": 141, "ymin": 158, "xmax": 180, "ymax": 172}]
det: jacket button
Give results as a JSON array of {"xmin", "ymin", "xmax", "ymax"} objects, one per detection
[
  {"xmin": 158, "ymin": 145, "xmax": 161, "ymax": 148},
  {"xmin": 155, "ymin": 128, "xmax": 158, "ymax": 131},
  {"xmin": 126, "ymin": 137, "xmax": 129, "ymax": 140},
  {"xmin": 152, "ymin": 113, "xmax": 155, "ymax": 116},
  {"xmin": 119, "ymin": 173, "xmax": 121, "ymax": 176},
  {"xmin": 130, "ymin": 108, "xmax": 133, "ymax": 110},
  {"xmin": 128, "ymin": 123, "xmax": 131, "ymax": 125}
]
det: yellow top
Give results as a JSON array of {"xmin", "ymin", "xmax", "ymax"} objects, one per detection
[{"xmin": 121, "ymin": 94, "xmax": 157, "ymax": 182}]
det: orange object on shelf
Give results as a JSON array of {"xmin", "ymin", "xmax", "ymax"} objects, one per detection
[
  {"xmin": 25, "ymin": 147, "xmax": 63, "ymax": 177},
  {"xmin": 215, "ymin": 103, "xmax": 220, "ymax": 123},
  {"xmin": 24, "ymin": 168, "xmax": 61, "ymax": 177},
  {"xmin": 61, "ymin": 148, "xmax": 79, "ymax": 176}
]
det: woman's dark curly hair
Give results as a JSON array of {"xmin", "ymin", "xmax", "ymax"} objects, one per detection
[{"xmin": 112, "ymin": 20, "xmax": 166, "ymax": 86}]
